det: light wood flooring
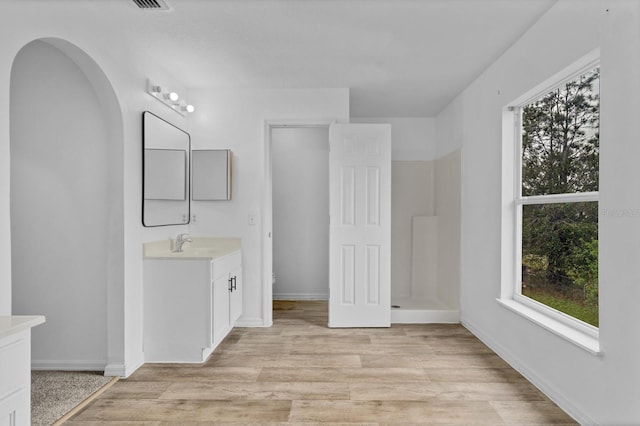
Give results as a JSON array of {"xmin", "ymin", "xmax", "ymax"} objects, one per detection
[{"xmin": 66, "ymin": 300, "xmax": 576, "ymax": 425}]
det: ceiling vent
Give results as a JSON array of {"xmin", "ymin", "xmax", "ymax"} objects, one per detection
[{"xmin": 132, "ymin": 0, "xmax": 170, "ymax": 11}]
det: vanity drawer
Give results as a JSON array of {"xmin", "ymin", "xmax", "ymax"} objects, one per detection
[{"xmin": 211, "ymin": 250, "xmax": 241, "ymax": 281}]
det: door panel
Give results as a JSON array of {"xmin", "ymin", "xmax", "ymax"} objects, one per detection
[
  {"xmin": 366, "ymin": 244, "xmax": 381, "ymax": 304},
  {"xmin": 329, "ymin": 123, "xmax": 391, "ymax": 327}
]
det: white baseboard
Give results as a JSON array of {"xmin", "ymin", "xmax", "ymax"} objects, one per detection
[
  {"xmin": 105, "ymin": 355, "xmax": 144, "ymax": 378},
  {"xmin": 461, "ymin": 315, "xmax": 596, "ymax": 426},
  {"xmin": 32, "ymin": 356, "xmax": 144, "ymax": 378},
  {"xmin": 31, "ymin": 360, "xmax": 106, "ymax": 371},
  {"xmin": 273, "ymin": 293, "xmax": 328, "ymax": 300},
  {"xmin": 234, "ymin": 317, "xmax": 270, "ymax": 327}
]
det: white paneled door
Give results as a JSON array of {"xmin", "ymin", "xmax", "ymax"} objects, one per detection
[{"xmin": 328, "ymin": 123, "xmax": 391, "ymax": 327}]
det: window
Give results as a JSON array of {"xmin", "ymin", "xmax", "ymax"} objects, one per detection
[{"xmin": 514, "ymin": 64, "xmax": 600, "ymax": 329}]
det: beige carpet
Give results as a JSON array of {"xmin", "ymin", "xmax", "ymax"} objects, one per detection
[{"xmin": 31, "ymin": 371, "xmax": 114, "ymax": 426}]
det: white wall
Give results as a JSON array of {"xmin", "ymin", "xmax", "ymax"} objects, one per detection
[
  {"xmin": 435, "ymin": 97, "xmax": 464, "ymax": 159},
  {"xmin": 391, "ymin": 162, "xmax": 435, "ymax": 299},
  {"xmin": 0, "ymin": 4, "xmax": 196, "ymax": 376},
  {"xmin": 439, "ymin": 1, "xmax": 640, "ymax": 423},
  {"xmin": 0, "ymin": 4, "xmax": 348, "ymax": 374},
  {"xmin": 352, "ymin": 117, "xmax": 437, "ymax": 161},
  {"xmin": 188, "ymin": 88, "xmax": 349, "ymax": 325},
  {"xmin": 272, "ymin": 127, "xmax": 329, "ymax": 299},
  {"xmin": 11, "ymin": 40, "xmax": 108, "ymax": 368}
]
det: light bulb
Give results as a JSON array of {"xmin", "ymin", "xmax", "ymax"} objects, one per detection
[
  {"xmin": 186, "ymin": 104, "xmax": 195, "ymax": 113},
  {"xmin": 168, "ymin": 92, "xmax": 179, "ymax": 102}
]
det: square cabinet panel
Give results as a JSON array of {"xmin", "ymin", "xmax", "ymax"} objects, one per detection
[{"xmin": 192, "ymin": 149, "xmax": 232, "ymax": 201}]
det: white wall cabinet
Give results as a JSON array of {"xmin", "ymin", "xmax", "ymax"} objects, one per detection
[
  {"xmin": 143, "ymin": 250, "xmax": 242, "ymax": 363},
  {"xmin": 192, "ymin": 149, "xmax": 232, "ymax": 200}
]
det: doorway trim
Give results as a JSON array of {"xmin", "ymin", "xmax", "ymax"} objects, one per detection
[{"xmin": 262, "ymin": 119, "xmax": 334, "ymax": 327}]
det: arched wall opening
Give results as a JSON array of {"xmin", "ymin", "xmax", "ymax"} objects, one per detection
[{"xmin": 10, "ymin": 38, "xmax": 124, "ymax": 371}]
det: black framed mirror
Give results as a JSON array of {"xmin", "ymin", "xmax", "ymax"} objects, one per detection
[{"xmin": 142, "ymin": 111, "xmax": 190, "ymax": 227}]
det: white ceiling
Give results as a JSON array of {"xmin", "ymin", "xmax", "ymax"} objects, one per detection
[{"xmin": 86, "ymin": 0, "xmax": 556, "ymax": 117}]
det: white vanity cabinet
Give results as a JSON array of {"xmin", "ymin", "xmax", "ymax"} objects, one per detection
[
  {"xmin": 143, "ymin": 249, "xmax": 242, "ymax": 363},
  {"xmin": 0, "ymin": 316, "xmax": 45, "ymax": 426},
  {"xmin": 229, "ymin": 263, "xmax": 243, "ymax": 325},
  {"xmin": 210, "ymin": 250, "xmax": 243, "ymax": 348}
]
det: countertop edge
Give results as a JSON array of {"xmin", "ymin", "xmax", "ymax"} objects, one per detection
[
  {"xmin": 144, "ymin": 247, "xmax": 241, "ymax": 261},
  {"xmin": 0, "ymin": 315, "xmax": 46, "ymax": 340}
]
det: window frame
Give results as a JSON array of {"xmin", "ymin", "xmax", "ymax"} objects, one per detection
[{"xmin": 498, "ymin": 50, "xmax": 602, "ymax": 355}]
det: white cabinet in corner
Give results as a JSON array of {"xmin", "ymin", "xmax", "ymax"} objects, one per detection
[
  {"xmin": 143, "ymin": 250, "xmax": 242, "ymax": 363},
  {"xmin": 0, "ymin": 316, "xmax": 45, "ymax": 426}
]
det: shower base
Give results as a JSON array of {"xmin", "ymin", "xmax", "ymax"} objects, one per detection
[{"xmin": 390, "ymin": 297, "xmax": 459, "ymax": 324}]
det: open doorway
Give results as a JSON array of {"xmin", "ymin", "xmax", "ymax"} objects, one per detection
[{"xmin": 271, "ymin": 126, "xmax": 330, "ymax": 303}]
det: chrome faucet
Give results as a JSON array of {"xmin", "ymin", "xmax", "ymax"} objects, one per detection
[{"xmin": 173, "ymin": 233, "xmax": 192, "ymax": 253}]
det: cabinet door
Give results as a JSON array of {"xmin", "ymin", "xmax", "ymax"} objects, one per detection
[
  {"xmin": 212, "ymin": 275, "xmax": 231, "ymax": 346},
  {"xmin": 229, "ymin": 266, "xmax": 243, "ymax": 325},
  {"xmin": 0, "ymin": 388, "xmax": 29, "ymax": 426}
]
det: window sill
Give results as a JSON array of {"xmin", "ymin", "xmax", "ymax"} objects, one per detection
[{"xmin": 496, "ymin": 298, "xmax": 602, "ymax": 356}]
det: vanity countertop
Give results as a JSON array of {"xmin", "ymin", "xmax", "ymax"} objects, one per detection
[
  {"xmin": 0, "ymin": 315, "xmax": 45, "ymax": 339},
  {"xmin": 144, "ymin": 237, "xmax": 241, "ymax": 260}
]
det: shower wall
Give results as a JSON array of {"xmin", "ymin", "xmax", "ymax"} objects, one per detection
[
  {"xmin": 391, "ymin": 161, "xmax": 435, "ymax": 299},
  {"xmin": 435, "ymin": 149, "xmax": 461, "ymax": 310}
]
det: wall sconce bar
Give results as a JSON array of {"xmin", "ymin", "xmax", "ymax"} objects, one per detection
[{"xmin": 146, "ymin": 79, "xmax": 195, "ymax": 116}]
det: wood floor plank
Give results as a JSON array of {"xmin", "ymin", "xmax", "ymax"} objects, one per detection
[
  {"xmin": 125, "ymin": 367, "xmax": 261, "ymax": 382},
  {"xmin": 360, "ymin": 353, "xmax": 510, "ymax": 369},
  {"xmin": 290, "ymin": 334, "xmax": 373, "ymax": 344},
  {"xmin": 159, "ymin": 381, "xmax": 350, "ymax": 400},
  {"xmin": 348, "ymin": 382, "xmax": 444, "ymax": 401},
  {"xmin": 402, "ymin": 324, "xmax": 476, "ymax": 337},
  {"xmin": 289, "ymin": 400, "xmax": 505, "ymax": 424},
  {"xmin": 280, "ymin": 326, "xmax": 408, "ymax": 336},
  {"xmin": 258, "ymin": 367, "xmax": 431, "ymax": 383},
  {"xmin": 290, "ymin": 343, "xmax": 437, "ymax": 355},
  {"xmin": 215, "ymin": 342, "xmax": 293, "ymax": 354},
  {"xmin": 64, "ymin": 422, "xmax": 161, "ymax": 425},
  {"xmin": 436, "ymin": 381, "xmax": 549, "ymax": 401},
  {"xmin": 206, "ymin": 353, "xmax": 362, "ymax": 368},
  {"xmin": 426, "ymin": 367, "xmax": 525, "ymax": 383},
  {"xmin": 72, "ymin": 399, "xmax": 292, "ymax": 422},
  {"xmin": 349, "ymin": 380, "xmax": 547, "ymax": 402},
  {"xmin": 69, "ymin": 300, "xmax": 575, "ymax": 424},
  {"xmin": 98, "ymin": 381, "xmax": 173, "ymax": 399},
  {"xmin": 490, "ymin": 401, "xmax": 577, "ymax": 424}
]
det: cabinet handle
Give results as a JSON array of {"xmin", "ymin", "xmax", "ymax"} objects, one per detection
[
  {"xmin": 231, "ymin": 276, "xmax": 237, "ymax": 292},
  {"xmin": 228, "ymin": 277, "xmax": 233, "ymax": 292}
]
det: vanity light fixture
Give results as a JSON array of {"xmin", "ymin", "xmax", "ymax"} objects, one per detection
[{"xmin": 146, "ymin": 79, "xmax": 195, "ymax": 116}]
